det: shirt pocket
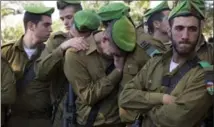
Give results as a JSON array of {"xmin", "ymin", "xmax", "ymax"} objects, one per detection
[{"xmin": 124, "ymin": 63, "xmax": 139, "ymax": 76}]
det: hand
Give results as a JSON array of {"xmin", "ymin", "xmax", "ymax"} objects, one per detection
[
  {"xmin": 162, "ymin": 94, "xmax": 176, "ymax": 105},
  {"xmin": 114, "ymin": 55, "xmax": 125, "ymax": 72},
  {"xmin": 60, "ymin": 37, "xmax": 89, "ymax": 51}
]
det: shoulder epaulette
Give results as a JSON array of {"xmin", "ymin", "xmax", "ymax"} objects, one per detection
[
  {"xmin": 138, "ymin": 40, "xmax": 149, "ymax": 49},
  {"xmin": 200, "ymin": 61, "xmax": 214, "ymax": 95},
  {"xmin": 138, "ymin": 40, "xmax": 160, "ymax": 57},
  {"xmin": 51, "ymin": 31, "xmax": 67, "ymax": 39},
  {"xmin": 198, "ymin": 61, "xmax": 213, "ymax": 70},
  {"xmin": 1, "ymin": 42, "xmax": 14, "ymax": 49},
  {"xmin": 152, "ymin": 52, "xmax": 163, "ymax": 57}
]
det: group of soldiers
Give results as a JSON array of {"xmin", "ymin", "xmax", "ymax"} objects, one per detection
[{"xmin": 1, "ymin": 0, "xmax": 214, "ymax": 127}]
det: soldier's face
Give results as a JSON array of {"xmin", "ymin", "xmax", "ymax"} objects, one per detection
[
  {"xmin": 59, "ymin": 6, "xmax": 76, "ymax": 31},
  {"xmin": 160, "ymin": 10, "xmax": 170, "ymax": 33},
  {"xmin": 159, "ymin": 10, "xmax": 170, "ymax": 42},
  {"xmin": 34, "ymin": 15, "xmax": 52, "ymax": 42},
  {"xmin": 170, "ymin": 16, "xmax": 200, "ymax": 56},
  {"xmin": 100, "ymin": 33, "xmax": 121, "ymax": 58}
]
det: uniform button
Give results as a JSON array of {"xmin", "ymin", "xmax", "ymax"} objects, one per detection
[{"xmin": 128, "ymin": 64, "xmax": 132, "ymax": 68}]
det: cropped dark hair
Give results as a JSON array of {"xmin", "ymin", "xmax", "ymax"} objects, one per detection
[
  {"xmin": 169, "ymin": 13, "xmax": 201, "ymax": 27},
  {"xmin": 23, "ymin": 12, "xmax": 51, "ymax": 31},
  {"xmin": 57, "ymin": 1, "xmax": 82, "ymax": 12},
  {"xmin": 147, "ymin": 9, "xmax": 169, "ymax": 34}
]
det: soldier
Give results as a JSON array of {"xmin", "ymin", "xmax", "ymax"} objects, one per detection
[
  {"xmin": 57, "ymin": 0, "xmax": 82, "ymax": 33},
  {"xmin": 98, "ymin": 3, "xmax": 167, "ymax": 86},
  {"xmin": 99, "ymin": 2, "xmax": 170, "ymax": 124},
  {"xmin": 143, "ymin": 1, "xmax": 171, "ymax": 50},
  {"xmin": 64, "ymin": 16, "xmax": 136, "ymax": 127},
  {"xmin": 168, "ymin": 0, "xmax": 213, "ymax": 65},
  {"xmin": 119, "ymin": 0, "xmax": 213, "ymax": 127},
  {"xmin": 36, "ymin": 0, "xmax": 85, "ymax": 103},
  {"xmin": 36, "ymin": 10, "xmax": 100, "ymax": 127},
  {"xmin": 35, "ymin": 1, "xmax": 84, "ymax": 126},
  {"xmin": 1, "ymin": 57, "xmax": 16, "ymax": 127},
  {"xmin": 98, "ymin": 5, "xmax": 168, "ymax": 124},
  {"xmin": 1, "ymin": 4, "xmax": 54, "ymax": 127}
]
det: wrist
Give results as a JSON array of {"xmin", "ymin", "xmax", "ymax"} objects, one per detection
[{"xmin": 59, "ymin": 44, "xmax": 65, "ymax": 51}]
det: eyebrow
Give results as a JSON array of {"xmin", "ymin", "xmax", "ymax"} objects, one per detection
[
  {"xmin": 175, "ymin": 25, "xmax": 197, "ymax": 28},
  {"xmin": 44, "ymin": 22, "xmax": 52, "ymax": 25}
]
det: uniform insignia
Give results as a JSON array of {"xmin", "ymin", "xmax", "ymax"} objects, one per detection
[
  {"xmin": 139, "ymin": 41, "xmax": 149, "ymax": 48},
  {"xmin": 138, "ymin": 40, "xmax": 161, "ymax": 57},
  {"xmin": 206, "ymin": 81, "xmax": 214, "ymax": 95},
  {"xmin": 199, "ymin": 61, "xmax": 214, "ymax": 95}
]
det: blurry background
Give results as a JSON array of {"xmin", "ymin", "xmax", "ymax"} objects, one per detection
[{"xmin": 1, "ymin": 1, "xmax": 213, "ymax": 43}]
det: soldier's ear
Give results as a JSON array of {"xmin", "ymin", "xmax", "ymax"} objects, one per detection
[
  {"xmin": 153, "ymin": 21, "xmax": 160, "ymax": 29},
  {"xmin": 27, "ymin": 21, "xmax": 36, "ymax": 31},
  {"xmin": 201, "ymin": 20, "xmax": 205, "ymax": 30}
]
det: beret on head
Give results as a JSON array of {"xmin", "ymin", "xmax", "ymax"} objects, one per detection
[
  {"xmin": 24, "ymin": 3, "xmax": 54, "ymax": 16},
  {"xmin": 74, "ymin": 10, "xmax": 101, "ymax": 32},
  {"xmin": 111, "ymin": 16, "xmax": 136, "ymax": 52},
  {"xmin": 98, "ymin": 2, "xmax": 130, "ymax": 21}
]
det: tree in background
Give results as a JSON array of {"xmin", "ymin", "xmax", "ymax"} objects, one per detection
[
  {"xmin": 1, "ymin": 1, "xmax": 41, "ymax": 43},
  {"xmin": 203, "ymin": 2, "xmax": 213, "ymax": 39},
  {"xmin": 2, "ymin": 24, "xmax": 24, "ymax": 43}
]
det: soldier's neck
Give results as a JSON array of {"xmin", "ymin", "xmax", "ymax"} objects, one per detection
[
  {"xmin": 94, "ymin": 31, "xmax": 103, "ymax": 43},
  {"xmin": 23, "ymin": 33, "xmax": 39, "ymax": 49},
  {"xmin": 153, "ymin": 31, "xmax": 168, "ymax": 43},
  {"xmin": 172, "ymin": 49, "xmax": 196, "ymax": 65}
]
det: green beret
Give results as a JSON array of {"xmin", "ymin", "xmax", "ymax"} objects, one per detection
[
  {"xmin": 144, "ymin": 1, "xmax": 169, "ymax": 21},
  {"xmin": 112, "ymin": 16, "xmax": 136, "ymax": 52},
  {"xmin": 98, "ymin": 2, "xmax": 130, "ymax": 21},
  {"xmin": 24, "ymin": 3, "xmax": 54, "ymax": 16},
  {"xmin": 168, "ymin": 0, "xmax": 205, "ymax": 20},
  {"xmin": 74, "ymin": 10, "xmax": 101, "ymax": 32}
]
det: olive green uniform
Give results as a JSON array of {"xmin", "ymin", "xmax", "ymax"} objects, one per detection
[
  {"xmin": 64, "ymin": 33, "xmax": 124, "ymax": 126},
  {"xmin": 36, "ymin": 31, "xmax": 70, "ymax": 100},
  {"xmin": 196, "ymin": 35, "xmax": 214, "ymax": 64},
  {"xmin": 1, "ymin": 36, "xmax": 52, "ymax": 127},
  {"xmin": 119, "ymin": 0, "xmax": 213, "ymax": 126},
  {"xmin": 1, "ymin": 57, "xmax": 16, "ymax": 126},
  {"xmin": 119, "ymin": 51, "xmax": 212, "ymax": 127},
  {"xmin": 36, "ymin": 31, "xmax": 71, "ymax": 127},
  {"xmin": 120, "ymin": 27, "xmax": 168, "ymax": 88},
  {"xmin": 118, "ymin": 26, "xmax": 168, "ymax": 123}
]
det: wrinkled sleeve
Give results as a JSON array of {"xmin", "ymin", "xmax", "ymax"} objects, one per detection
[
  {"xmin": 64, "ymin": 49, "xmax": 122, "ymax": 106},
  {"xmin": 1, "ymin": 59, "xmax": 16, "ymax": 104},
  {"xmin": 1, "ymin": 45, "xmax": 12, "ymax": 60},
  {"xmin": 148, "ymin": 69, "xmax": 212, "ymax": 127},
  {"xmin": 119, "ymin": 58, "xmax": 164, "ymax": 123},
  {"xmin": 35, "ymin": 37, "xmax": 64, "ymax": 81}
]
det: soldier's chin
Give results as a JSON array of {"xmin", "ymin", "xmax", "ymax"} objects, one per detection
[
  {"xmin": 102, "ymin": 52, "xmax": 113, "ymax": 59},
  {"xmin": 41, "ymin": 37, "xmax": 49, "ymax": 43},
  {"xmin": 176, "ymin": 48, "xmax": 192, "ymax": 56},
  {"xmin": 65, "ymin": 27, "xmax": 71, "ymax": 31}
]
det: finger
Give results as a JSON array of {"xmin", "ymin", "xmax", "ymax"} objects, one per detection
[
  {"xmin": 81, "ymin": 39, "xmax": 88, "ymax": 45},
  {"xmin": 80, "ymin": 43, "xmax": 89, "ymax": 50}
]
